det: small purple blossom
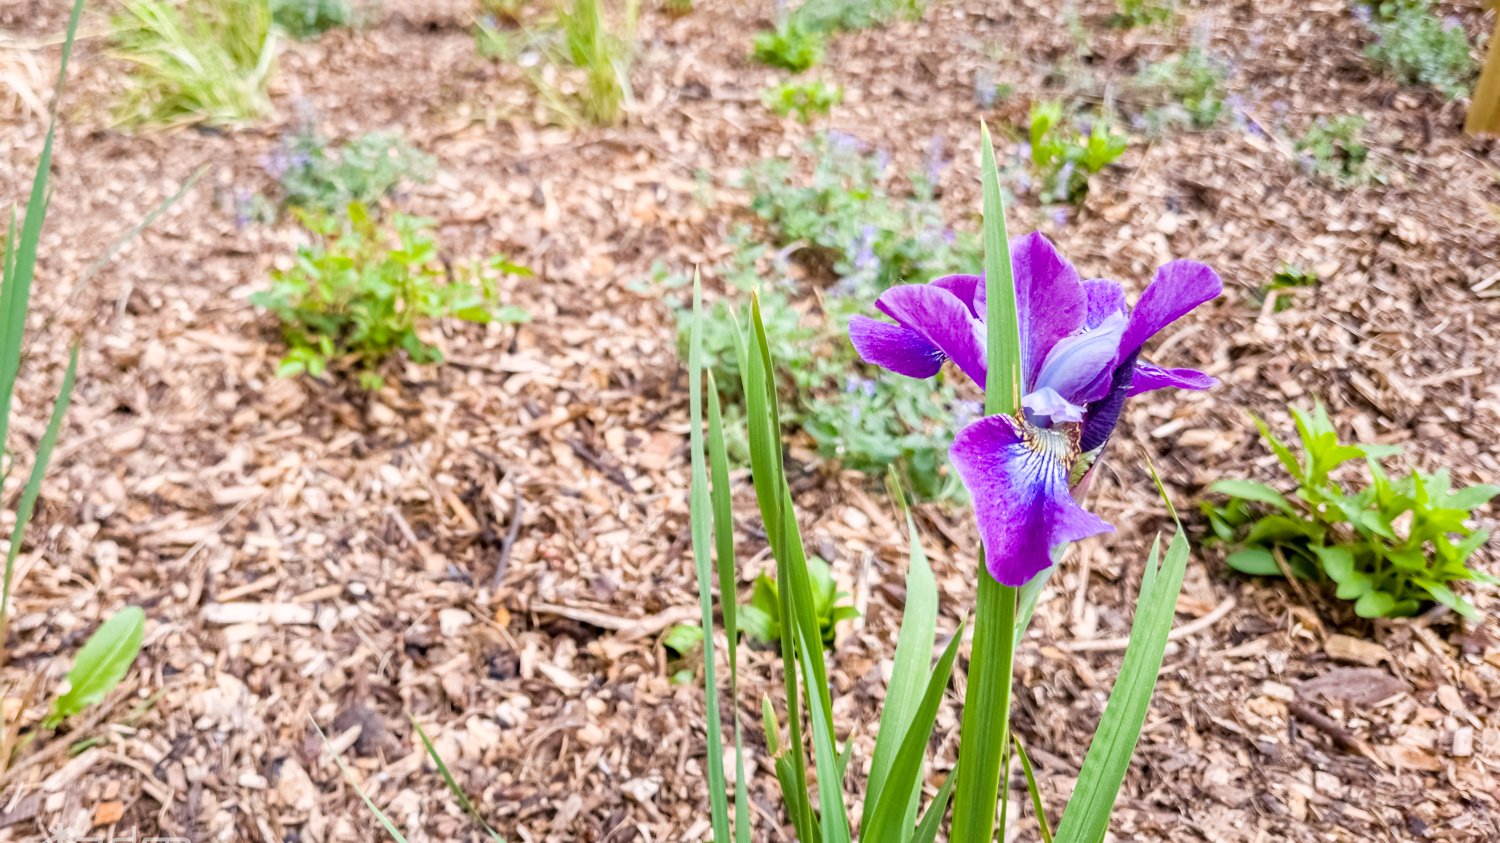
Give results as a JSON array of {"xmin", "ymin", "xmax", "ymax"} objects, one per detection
[{"xmin": 848, "ymin": 233, "xmax": 1221, "ymax": 585}]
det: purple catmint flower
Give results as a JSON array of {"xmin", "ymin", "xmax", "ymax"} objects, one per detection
[
  {"xmin": 848, "ymin": 233, "xmax": 1221, "ymax": 585},
  {"xmin": 925, "ymin": 134, "xmax": 948, "ymax": 187},
  {"xmin": 1442, "ymin": 15, "xmax": 1463, "ymax": 31},
  {"xmin": 1051, "ymin": 208, "xmax": 1070, "ymax": 227},
  {"xmin": 1352, "ymin": 4, "xmax": 1372, "ymax": 24}
]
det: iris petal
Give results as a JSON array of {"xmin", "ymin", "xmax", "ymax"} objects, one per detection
[
  {"xmin": 1022, "ymin": 387, "xmax": 1086, "ymax": 425},
  {"xmin": 874, "ymin": 284, "xmax": 987, "ymax": 385},
  {"xmin": 1013, "ymin": 232, "xmax": 1087, "ymax": 386},
  {"xmin": 1119, "ymin": 261, "xmax": 1222, "ymax": 357},
  {"xmin": 849, "ymin": 316, "xmax": 945, "ymax": 379},
  {"xmin": 1082, "ymin": 278, "xmax": 1126, "ymax": 329},
  {"xmin": 950, "ymin": 415, "xmax": 1114, "ymax": 587},
  {"xmin": 1033, "ymin": 310, "xmax": 1127, "ymax": 406},
  {"xmin": 1127, "ymin": 361, "xmax": 1217, "ymax": 396}
]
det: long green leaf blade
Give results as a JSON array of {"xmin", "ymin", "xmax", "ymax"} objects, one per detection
[
  {"xmin": 689, "ymin": 272, "xmax": 732, "ymax": 843},
  {"xmin": 1013, "ymin": 732, "xmax": 1054, "ymax": 843},
  {"xmin": 863, "ymin": 619, "xmax": 967, "ymax": 842},
  {"xmin": 412, "ymin": 718, "xmax": 506, "ymax": 842},
  {"xmin": 912, "ymin": 771, "xmax": 957, "ymax": 843},
  {"xmin": 1053, "ymin": 531, "xmax": 1190, "ymax": 843},
  {"xmin": 862, "ymin": 471, "xmax": 938, "ymax": 837},
  {"xmin": 4, "ymin": 346, "xmax": 79, "ymax": 621},
  {"xmin": 952, "ymin": 121, "xmax": 1025, "ymax": 843},
  {"xmin": 798, "ymin": 621, "xmax": 851, "ymax": 843},
  {"xmin": 312, "ymin": 718, "xmax": 409, "ymax": 843}
]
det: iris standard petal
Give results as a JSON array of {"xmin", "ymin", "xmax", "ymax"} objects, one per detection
[
  {"xmin": 1126, "ymin": 361, "xmax": 1217, "ymax": 397},
  {"xmin": 1078, "ymin": 349, "xmax": 1138, "ymax": 453},
  {"xmin": 849, "ymin": 315, "xmax": 945, "ymax": 379},
  {"xmin": 1082, "ymin": 278, "xmax": 1126, "ymax": 329},
  {"xmin": 931, "ymin": 274, "xmax": 983, "ymax": 317},
  {"xmin": 1032, "ymin": 310, "xmax": 1128, "ymax": 407},
  {"xmin": 1119, "ymin": 260, "xmax": 1222, "ymax": 357},
  {"xmin": 874, "ymin": 283, "xmax": 987, "ymax": 385},
  {"xmin": 950, "ymin": 414, "xmax": 1114, "ymax": 587},
  {"xmin": 1013, "ymin": 232, "xmax": 1087, "ymax": 386}
]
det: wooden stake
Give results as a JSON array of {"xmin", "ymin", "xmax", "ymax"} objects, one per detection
[{"xmin": 1466, "ymin": 7, "xmax": 1500, "ymax": 135}]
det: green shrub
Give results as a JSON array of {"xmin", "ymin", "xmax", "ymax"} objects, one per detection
[
  {"xmin": 752, "ymin": 17, "xmax": 825, "ymax": 71},
  {"xmin": 764, "ymin": 79, "xmax": 842, "ymax": 123},
  {"xmin": 1135, "ymin": 47, "xmax": 1229, "ymax": 130},
  {"xmin": 271, "ymin": 0, "xmax": 351, "ymax": 38},
  {"xmin": 111, "ymin": 0, "xmax": 277, "ymax": 127},
  {"xmin": 1364, "ymin": 1, "xmax": 1474, "ymax": 99},
  {"xmin": 1204, "ymin": 402, "xmax": 1498, "ymax": 619},
  {"xmin": 1028, "ymin": 100, "xmax": 1128, "ymax": 205},
  {"xmin": 252, "ymin": 202, "xmax": 529, "ymax": 389},
  {"xmin": 1295, "ymin": 115, "xmax": 1378, "ymax": 186},
  {"xmin": 268, "ymin": 126, "xmax": 435, "ymax": 215}
]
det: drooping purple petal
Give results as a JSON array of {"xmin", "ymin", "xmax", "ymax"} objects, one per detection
[
  {"xmin": 1013, "ymin": 232, "xmax": 1086, "ymax": 385},
  {"xmin": 1119, "ymin": 261, "xmax": 1222, "ymax": 358},
  {"xmin": 931, "ymin": 274, "xmax": 982, "ymax": 317},
  {"xmin": 1082, "ymin": 278, "xmax": 1126, "ymax": 329},
  {"xmin": 1126, "ymin": 361, "xmax": 1217, "ymax": 397},
  {"xmin": 874, "ymin": 284, "xmax": 987, "ymax": 384},
  {"xmin": 950, "ymin": 415, "xmax": 1114, "ymax": 586},
  {"xmin": 849, "ymin": 316, "xmax": 944, "ymax": 379}
]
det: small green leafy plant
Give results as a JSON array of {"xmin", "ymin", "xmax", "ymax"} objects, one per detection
[
  {"xmin": 1135, "ymin": 47, "xmax": 1229, "ymax": 130},
  {"xmin": 1204, "ymin": 402, "xmax": 1498, "ymax": 619},
  {"xmin": 764, "ymin": 78, "xmax": 842, "ymax": 123},
  {"xmin": 271, "ymin": 0, "xmax": 352, "ymax": 38},
  {"xmin": 1296, "ymin": 115, "xmax": 1378, "ymax": 186},
  {"xmin": 662, "ymin": 623, "xmax": 706, "ymax": 684},
  {"xmin": 752, "ymin": 16, "xmax": 825, "ymax": 71},
  {"xmin": 1028, "ymin": 100, "xmax": 1128, "ymax": 205},
  {"xmin": 1112, "ymin": 0, "xmax": 1173, "ymax": 28},
  {"xmin": 46, "ymin": 607, "xmax": 147, "ymax": 729},
  {"xmin": 268, "ymin": 126, "xmax": 435, "ymax": 215},
  {"xmin": 1364, "ymin": 0, "xmax": 1475, "ymax": 99},
  {"xmin": 253, "ymin": 203, "xmax": 529, "ymax": 389},
  {"xmin": 111, "ymin": 0, "xmax": 277, "ymax": 127},
  {"xmin": 1257, "ymin": 264, "xmax": 1318, "ymax": 312},
  {"xmin": 741, "ymin": 557, "xmax": 858, "ymax": 648}
]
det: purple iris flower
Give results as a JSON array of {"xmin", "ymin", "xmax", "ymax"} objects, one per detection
[{"xmin": 848, "ymin": 232, "xmax": 1221, "ymax": 586}]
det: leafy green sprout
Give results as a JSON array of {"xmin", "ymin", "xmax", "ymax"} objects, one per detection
[
  {"xmin": 110, "ymin": 0, "xmax": 277, "ymax": 127},
  {"xmin": 752, "ymin": 16, "xmax": 825, "ymax": 72},
  {"xmin": 1204, "ymin": 402, "xmax": 1498, "ymax": 619},
  {"xmin": 1295, "ymin": 115, "xmax": 1379, "ymax": 186},
  {"xmin": 1027, "ymin": 100, "xmax": 1129, "ymax": 205},
  {"xmin": 252, "ymin": 202, "xmax": 530, "ymax": 389},
  {"xmin": 663, "ymin": 622, "xmax": 705, "ymax": 684},
  {"xmin": 1111, "ymin": 0, "xmax": 1174, "ymax": 28},
  {"xmin": 764, "ymin": 79, "xmax": 843, "ymax": 123},
  {"xmin": 740, "ymin": 557, "xmax": 858, "ymax": 648},
  {"xmin": 1258, "ymin": 264, "xmax": 1319, "ymax": 312}
]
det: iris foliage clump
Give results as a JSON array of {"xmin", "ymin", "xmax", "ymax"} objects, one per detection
[
  {"xmin": 1205, "ymin": 403, "xmax": 1497, "ymax": 619},
  {"xmin": 253, "ymin": 203, "xmax": 530, "ymax": 389},
  {"xmin": 111, "ymin": 0, "xmax": 277, "ymax": 127},
  {"xmin": 670, "ymin": 133, "xmax": 979, "ymax": 500}
]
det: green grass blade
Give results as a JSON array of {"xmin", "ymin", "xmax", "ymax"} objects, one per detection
[
  {"xmin": 3, "ymin": 346, "xmax": 78, "ymax": 623},
  {"xmin": 863, "ymin": 619, "xmax": 966, "ymax": 842},
  {"xmin": 0, "ymin": 0, "xmax": 86, "ymax": 470},
  {"xmin": 1013, "ymin": 733, "xmax": 1053, "ymax": 843},
  {"xmin": 862, "ymin": 469, "xmax": 939, "ymax": 836},
  {"xmin": 1053, "ymin": 531, "xmax": 1189, "ymax": 843},
  {"xmin": 952, "ymin": 121, "xmax": 1025, "ymax": 843},
  {"xmin": 689, "ymin": 272, "xmax": 732, "ymax": 843},
  {"xmin": 411, "ymin": 718, "xmax": 506, "ymax": 842},
  {"xmin": 705, "ymin": 370, "xmax": 751, "ymax": 843},
  {"xmin": 912, "ymin": 771, "xmax": 956, "ymax": 843},
  {"xmin": 797, "ymin": 620, "xmax": 851, "ymax": 843},
  {"xmin": 311, "ymin": 717, "xmax": 409, "ymax": 842}
]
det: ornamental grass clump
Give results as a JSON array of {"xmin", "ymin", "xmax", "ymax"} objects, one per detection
[{"xmin": 687, "ymin": 125, "xmax": 1221, "ymax": 841}]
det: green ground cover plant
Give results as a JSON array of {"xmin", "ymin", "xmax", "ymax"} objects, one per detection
[
  {"xmin": 1134, "ymin": 46, "xmax": 1229, "ymax": 130},
  {"xmin": 1363, "ymin": 0, "xmax": 1474, "ymax": 99},
  {"xmin": 253, "ymin": 202, "xmax": 529, "ymax": 389},
  {"xmin": 1296, "ymin": 115, "xmax": 1378, "ymax": 185},
  {"xmin": 111, "ymin": 0, "xmax": 277, "ymax": 127},
  {"xmin": 272, "ymin": 0, "xmax": 352, "ymax": 38},
  {"xmin": 1205, "ymin": 402, "xmax": 1498, "ymax": 619},
  {"xmin": 764, "ymin": 78, "xmax": 842, "ymax": 123},
  {"xmin": 266, "ymin": 125, "xmax": 435, "ymax": 215},
  {"xmin": 1027, "ymin": 100, "xmax": 1128, "ymax": 204}
]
